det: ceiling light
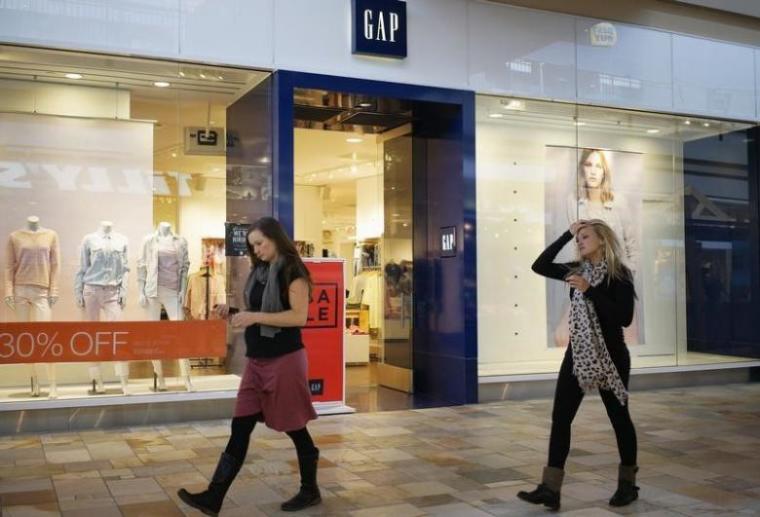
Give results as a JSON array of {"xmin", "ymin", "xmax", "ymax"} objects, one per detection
[
  {"xmin": 357, "ymin": 102, "xmax": 372, "ymax": 108},
  {"xmin": 154, "ymin": 81, "xmax": 171, "ymax": 88},
  {"xmin": 350, "ymin": 165, "xmax": 358, "ymax": 173},
  {"xmin": 646, "ymin": 129, "xmax": 660, "ymax": 134},
  {"xmin": 488, "ymin": 113, "xmax": 504, "ymax": 119},
  {"xmin": 403, "ymin": 223, "xmax": 409, "ymax": 227},
  {"xmin": 346, "ymin": 137, "xmax": 363, "ymax": 143},
  {"xmin": 178, "ymin": 71, "xmax": 186, "ymax": 77},
  {"xmin": 703, "ymin": 122, "xmax": 710, "ymax": 128},
  {"xmin": 171, "ymin": 152, "xmax": 177, "ymax": 158},
  {"xmin": 574, "ymin": 121, "xmax": 586, "ymax": 126},
  {"xmin": 217, "ymin": 75, "xmax": 224, "ymax": 80},
  {"xmin": 64, "ymin": 73, "xmax": 82, "ymax": 80},
  {"xmin": 199, "ymin": 73, "xmax": 206, "ymax": 79},
  {"xmin": 684, "ymin": 120, "xmax": 691, "ymax": 125}
]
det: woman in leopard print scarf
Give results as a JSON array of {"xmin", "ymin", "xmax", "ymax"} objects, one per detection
[{"xmin": 519, "ymin": 220, "xmax": 639, "ymax": 511}]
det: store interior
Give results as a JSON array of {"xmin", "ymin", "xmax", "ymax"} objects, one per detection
[{"xmin": 292, "ymin": 88, "xmax": 414, "ymax": 412}]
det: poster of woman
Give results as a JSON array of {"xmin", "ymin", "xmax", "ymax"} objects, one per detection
[{"xmin": 545, "ymin": 147, "xmax": 644, "ymax": 347}]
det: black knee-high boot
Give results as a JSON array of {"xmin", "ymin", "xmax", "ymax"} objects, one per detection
[
  {"xmin": 178, "ymin": 452, "xmax": 242, "ymax": 516},
  {"xmin": 281, "ymin": 447, "xmax": 321, "ymax": 512}
]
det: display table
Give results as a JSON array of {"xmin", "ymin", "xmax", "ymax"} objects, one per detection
[{"xmin": 345, "ymin": 333, "xmax": 370, "ymax": 364}]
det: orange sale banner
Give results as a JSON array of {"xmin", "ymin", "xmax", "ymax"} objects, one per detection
[{"xmin": 0, "ymin": 320, "xmax": 226, "ymax": 364}]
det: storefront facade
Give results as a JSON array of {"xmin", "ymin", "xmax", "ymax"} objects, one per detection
[{"xmin": 1, "ymin": 0, "xmax": 759, "ymax": 431}]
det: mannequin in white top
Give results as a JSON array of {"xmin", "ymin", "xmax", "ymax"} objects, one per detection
[
  {"xmin": 77, "ymin": 221, "xmax": 131, "ymax": 395},
  {"xmin": 138, "ymin": 222, "xmax": 193, "ymax": 391},
  {"xmin": 5, "ymin": 216, "xmax": 59, "ymax": 398}
]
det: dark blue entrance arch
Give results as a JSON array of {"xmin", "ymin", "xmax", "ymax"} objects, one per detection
[{"xmin": 272, "ymin": 70, "xmax": 477, "ymax": 406}]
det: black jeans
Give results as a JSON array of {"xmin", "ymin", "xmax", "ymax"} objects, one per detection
[{"xmin": 547, "ymin": 348, "xmax": 637, "ymax": 469}]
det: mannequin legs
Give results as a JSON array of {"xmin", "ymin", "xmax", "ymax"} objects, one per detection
[
  {"xmin": 149, "ymin": 287, "xmax": 193, "ymax": 391},
  {"xmin": 84, "ymin": 285, "xmax": 129, "ymax": 395},
  {"xmin": 14, "ymin": 286, "xmax": 57, "ymax": 398}
]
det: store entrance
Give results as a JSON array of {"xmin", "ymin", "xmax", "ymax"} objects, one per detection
[{"xmin": 293, "ymin": 90, "xmax": 415, "ymax": 412}]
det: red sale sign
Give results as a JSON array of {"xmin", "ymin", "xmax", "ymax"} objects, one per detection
[{"xmin": 303, "ymin": 259, "xmax": 345, "ymax": 405}]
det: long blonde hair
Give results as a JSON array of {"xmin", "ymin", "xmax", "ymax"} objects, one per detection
[
  {"xmin": 578, "ymin": 219, "xmax": 631, "ymax": 285},
  {"xmin": 577, "ymin": 149, "xmax": 614, "ymax": 204}
]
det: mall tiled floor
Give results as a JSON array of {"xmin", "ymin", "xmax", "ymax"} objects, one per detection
[{"xmin": 1, "ymin": 383, "xmax": 759, "ymax": 516}]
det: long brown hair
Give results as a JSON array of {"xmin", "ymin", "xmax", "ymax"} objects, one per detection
[
  {"xmin": 246, "ymin": 217, "xmax": 312, "ymax": 301},
  {"xmin": 577, "ymin": 148, "xmax": 614, "ymax": 204}
]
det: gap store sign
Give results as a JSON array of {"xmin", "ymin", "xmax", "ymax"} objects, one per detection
[{"xmin": 352, "ymin": 0, "xmax": 407, "ymax": 58}]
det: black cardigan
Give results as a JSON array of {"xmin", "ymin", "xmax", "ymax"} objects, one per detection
[{"xmin": 531, "ymin": 231, "xmax": 635, "ymax": 354}]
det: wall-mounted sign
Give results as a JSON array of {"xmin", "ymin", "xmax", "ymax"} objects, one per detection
[
  {"xmin": 590, "ymin": 22, "xmax": 618, "ymax": 47},
  {"xmin": 352, "ymin": 0, "xmax": 407, "ymax": 59},
  {"xmin": 441, "ymin": 226, "xmax": 457, "ymax": 258},
  {"xmin": 184, "ymin": 126, "xmax": 226, "ymax": 155},
  {"xmin": 225, "ymin": 222, "xmax": 251, "ymax": 256}
]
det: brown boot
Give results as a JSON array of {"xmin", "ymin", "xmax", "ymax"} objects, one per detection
[
  {"xmin": 609, "ymin": 464, "xmax": 639, "ymax": 507},
  {"xmin": 517, "ymin": 466, "xmax": 564, "ymax": 511}
]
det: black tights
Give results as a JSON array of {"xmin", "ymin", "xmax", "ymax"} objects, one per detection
[
  {"xmin": 224, "ymin": 414, "xmax": 316, "ymax": 462},
  {"xmin": 548, "ymin": 349, "xmax": 637, "ymax": 469}
]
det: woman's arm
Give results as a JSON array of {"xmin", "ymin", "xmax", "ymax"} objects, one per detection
[
  {"xmin": 231, "ymin": 278, "xmax": 310, "ymax": 328},
  {"xmin": 584, "ymin": 277, "xmax": 635, "ymax": 327},
  {"xmin": 531, "ymin": 231, "xmax": 577, "ymax": 281}
]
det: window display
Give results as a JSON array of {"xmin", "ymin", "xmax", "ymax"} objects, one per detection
[
  {"xmin": 0, "ymin": 45, "xmax": 269, "ymax": 402},
  {"xmin": 476, "ymin": 96, "xmax": 756, "ymax": 377}
]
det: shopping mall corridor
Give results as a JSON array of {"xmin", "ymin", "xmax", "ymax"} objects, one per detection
[{"xmin": 1, "ymin": 383, "xmax": 759, "ymax": 516}]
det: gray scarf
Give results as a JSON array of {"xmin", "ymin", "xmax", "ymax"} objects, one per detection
[
  {"xmin": 569, "ymin": 260, "xmax": 629, "ymax": 406},
  {"xmin": 248, "ymin": 257, "xmax": 286, "ymax": 338}
]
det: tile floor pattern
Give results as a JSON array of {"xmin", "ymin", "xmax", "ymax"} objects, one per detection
[{"xmin": 1, "ymin": 383, "xmax": 759, "ymax": 516}]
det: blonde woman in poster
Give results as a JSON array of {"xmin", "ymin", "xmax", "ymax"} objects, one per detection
[{"xmin": 555, "ymin": 149, "xmax": 641, "ymax": 347}]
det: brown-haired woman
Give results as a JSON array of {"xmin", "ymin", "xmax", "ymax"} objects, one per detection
[
  {"xmin": 518, "ymin": 219, "xmax": 639, "ymax": 511},
  {"xmin": 179, "ymin": 217, "xmax": 319, "ymax": 515}
]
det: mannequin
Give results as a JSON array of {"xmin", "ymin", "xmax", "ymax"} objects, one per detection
[
  {"xmin": 4, "ymin": 216, "xmax": 59, "ymax": 398},
  {"xmin": 138, "ymin": 222, "xmax": 192, "ymax": 391},
  {"xmin": 75, "ymin": 221, "xmax": 130, "ymax": 395},
  {"xmin": 184, "ymin": 264, "xmax": 226, "ymax": 321}
]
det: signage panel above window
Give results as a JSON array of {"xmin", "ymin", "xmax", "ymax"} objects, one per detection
[{"xmin": 352, "ymin": 0, "xmax": 407, "ymax": 59}]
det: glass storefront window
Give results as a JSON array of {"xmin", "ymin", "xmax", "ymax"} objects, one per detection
[
  {"xmin": 0, "ymin": 45, "xmax": 268, "ymax": 400},
  {"xmin": 477, "ymin": 95, "xmax": 756, "ymax": 377}
]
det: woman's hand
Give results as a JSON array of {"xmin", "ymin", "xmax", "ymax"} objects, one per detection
[
  {"xmin": 213, "ymin": 303, "xmax": 230, "ymax": 318},
  {"xmin": 566, "ymin": 274, "xmax": 590, "ymax": 293},
  {"xmin": 231, "ymin": 311, "xmax": 260, "ymax": 328},
  {"xmin": 569, "ymin": 220, "xmax": 587, "ymax": 236}
]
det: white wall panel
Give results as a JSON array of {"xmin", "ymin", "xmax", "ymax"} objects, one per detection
[
  {"xmin": 273, "ymin": 0, "xmax": 469, "ymax": 90},
  {"xmin": 673, "ymin": 35, "xmax": 756, "ymax": 120},
  {"xmin": 179, "ymin": 0, "xmax": 273, "ymax": 68},
  {"xmin": 0, "ymin": 0, "xmax": 180, "ymax": 58},
  {"xmin": 576, "ymin": 18, "xmax": 673, "ymax": 112},
  {"xmin": 468, "ymin": 1, "xmax": 576, "ymax": 102}
]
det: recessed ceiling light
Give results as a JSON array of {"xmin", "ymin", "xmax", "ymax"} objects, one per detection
[
  {"xmin": 217, "ymin": 75, "xmax": 224, "ymax": 80},
  {"xmin": 488, "ymin": 113, "xmax": 504, "ymax": 119},
  {"xmin": 703, "ymin": 122, "xmax": 710, "ymax": 128},
  {"xmin": 684, "ymin": 120, "xmax": 691, "ymax": 125},
  {"xmin": 154, "ymin": 81, "xmax": 171, "ymax": 88},
  {"xmin": 178, "ymin": 71, "xmax": 186, "ymax": 77},
  {"xmin": 574, "ymin": 121, "xmax": 586, "ymax": 126},
  {"xmin": 646, "ymin": 129, "xmax": 660, "ymax": 134},
  {"xmin": 350, "ymin": 165, "xmax": 358, "ymax": 173},
  {"xmin": 346, "ymin": 137, "xmax": 363, "ymax": 143},
  {"xmin": 65, "ymin": 73, "xmax": 82, "ymax": 80},
  {"xmin": 357, "ymin": 102, "xmax": 372, "ymax": 108},
  {"xmin": 171, "ymin": 152, "xmax": 177, "ymax": 158},
  {"xmin": 199, "ymin": 73, "xmax": 206, "ymax": 79}
]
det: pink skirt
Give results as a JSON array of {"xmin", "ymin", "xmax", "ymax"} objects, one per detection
[{"xmin": 234, "ymin": 348, "xmax": 318, "ymax": 432}]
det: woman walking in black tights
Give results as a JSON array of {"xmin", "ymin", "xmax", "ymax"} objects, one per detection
[
  {"xmin": 179, "ymin": 217, "xmax": 320, "ymax": 515},
  {"xmin": 518, "ymin": 219, "xmax": 639, "ymax": 511}
]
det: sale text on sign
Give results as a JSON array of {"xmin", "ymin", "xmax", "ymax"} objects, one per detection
[{"xmin": 0, "ymin": 321, "xmax": 226, "ymax": 364}]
